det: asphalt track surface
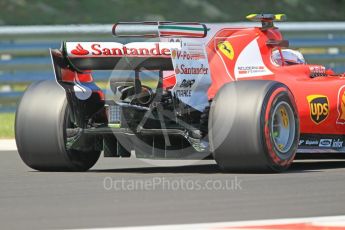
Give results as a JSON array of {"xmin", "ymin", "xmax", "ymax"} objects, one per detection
[{"xmin": 1, "ymin": 150, "xmax": 345, "ymax": 229}]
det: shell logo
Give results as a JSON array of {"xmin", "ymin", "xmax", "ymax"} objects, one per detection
[
  {"xmin": 171, "ymin": 49, "xmax": 177, "ymax": 59},
  {"xmin": 337, "ymin": 85, "xmax": 345, "ymax": 124}
]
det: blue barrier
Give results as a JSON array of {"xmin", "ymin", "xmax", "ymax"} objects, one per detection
[
  {"xmin": 0, "ymin": 41, "xmax": 60, "ymax": 50},
  {"xmin": 0, "ymin": 57, "xmax": 51, "ymax": 65},
  {"xmin": 0, "ymin": 52, "xmax": 343, "ymax": 68},
  {"xmin": 0, "ymin": 91, "xmax": 22, "ymax": 98},
  {"xmin": 1, "ymin": 32, "xmax": 345, "ymax": 112},
  {"xmin": 289, "ymin": 38, "xmax": 345, "ymax": 47},
  {"xmin": 0, "ymin": 38, "xmax": 342, "ymax": 51},
  {"xmin": 0, "ymin": 70, "xmax": 120, "ymax": 83}
]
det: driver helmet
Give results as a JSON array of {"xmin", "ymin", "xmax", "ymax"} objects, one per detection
[{"xmin": 272, "ymin": 49, "xmax": 305, "ymax": 66}]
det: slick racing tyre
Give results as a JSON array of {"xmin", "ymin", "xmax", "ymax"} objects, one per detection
[
  {"xmin": 209, "ymin": 80, "xmax": 299, "ymax": 172},
  {"xmin": 15, "ymin": 81, "xmax": 101, "ymax": 171}
]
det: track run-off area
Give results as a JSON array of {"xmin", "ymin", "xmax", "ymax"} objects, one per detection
[{"xmin": 1, "ymin": 140, "xmax": 345, "ymax": 229}]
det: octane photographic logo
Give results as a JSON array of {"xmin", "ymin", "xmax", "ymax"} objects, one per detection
[
  {"xmin": 104, "ymin": 39, "xmax": 231, "ymax": 167},
  {"xmin": 103, "ymin": 176, "xmax": 243, "ymax": 192},
  {"xmin": 73, "ymin": 82, "xmax": 92, "ymax": 100}
]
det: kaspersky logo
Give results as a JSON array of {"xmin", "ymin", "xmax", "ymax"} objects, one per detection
[
  {"xmin": 71, "ymin": 43, "xmax": 89, "ymax": 55},
  {"xmin": 307, "ymin": 95, "xmax": 329, "ymax": 125},
  {"xmin": 337, "ymin": 86, "xmax": 345, "ymax": 124},
  {"xmin": 217, "ymin": 41, "xmax": 234, "ymax": 60}
]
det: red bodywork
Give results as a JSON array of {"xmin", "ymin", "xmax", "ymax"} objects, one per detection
[
  {"xmin": 163, "ymin": 26, "xmax": 345, "ymax": 136},
  {"xmin": 57, "ymin": 24, "xmax": 345, "ymax": 137}
]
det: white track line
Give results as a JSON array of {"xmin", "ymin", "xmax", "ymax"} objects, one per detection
[
  {"xmin": 70, "ymin": 215, "xmax": 345, "ymax": 230},
  {"xmin": 0, "ymin": 139, "xmax": 17, "ymax": 151}
]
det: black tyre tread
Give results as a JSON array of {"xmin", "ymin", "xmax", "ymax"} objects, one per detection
[
  {"xmin": 200, "ymin": 104, "xmax": 210, "ymax": 138},
  {"xmin": 15, "ymin": 80, "xmax": 100, "ymax": 171}
]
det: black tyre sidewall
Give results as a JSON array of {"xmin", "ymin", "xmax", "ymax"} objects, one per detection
[{"xmin": 15, "ymin": 80, "xmax": 100, "ymax": 171}]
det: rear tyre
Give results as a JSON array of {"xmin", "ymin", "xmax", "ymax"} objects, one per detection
[
  {"xmin": 15, "ymin": 81, "xmax": 101, "ymax": 171},
  {"xmin": 209, "ymin": 80, "xmax": 299, "ymax": 172}
]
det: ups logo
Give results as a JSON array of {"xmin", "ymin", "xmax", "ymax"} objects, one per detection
[{"xmin": 307, "ymin": 95, "xmax": 329, "ymax": 125}]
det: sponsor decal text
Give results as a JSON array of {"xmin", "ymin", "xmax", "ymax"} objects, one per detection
[{"xmin": 307, "ymin": 95, "xmax": 329, "ymax": 125}]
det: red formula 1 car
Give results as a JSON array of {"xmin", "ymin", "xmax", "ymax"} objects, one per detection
[{"xmin": 15, "ymin": 14, "xmax": 345, "ymax": 172}]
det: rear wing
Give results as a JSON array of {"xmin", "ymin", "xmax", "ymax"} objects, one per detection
[
  {"xmin": 50, "ymin": 42, "xmax": 181, "ymax": 80},
  {"xmin": 112, "ymin": 22, "xmax": 207, "ymax": 38},
  {"xmin": 51, "ymin": 22, "xmax": 208, "ymax": 79}
]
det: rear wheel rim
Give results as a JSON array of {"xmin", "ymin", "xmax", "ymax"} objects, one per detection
[{"xmin": 270, "ymin": 101, "xmax": 296, "ymax": 156}]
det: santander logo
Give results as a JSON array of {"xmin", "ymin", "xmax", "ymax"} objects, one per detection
[
  {"xmin": 91, "ymin": 43, "xmax": 170, "ymax": 56},
  {"xmin": 67, "ymin": 42, "xmax": 178, "ymax": 57},
  {"xmin": 71, "ymin": 43, "xmax": 89, "ymax": 55}
]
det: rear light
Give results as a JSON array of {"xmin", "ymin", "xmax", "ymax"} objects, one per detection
[
  {"xmin": 96, "ymin": 90, "xmax": 105, "ymax": 101},
  {"xmin": 61, "ymin": 68, "xmax": 93, "ymax": 83}
]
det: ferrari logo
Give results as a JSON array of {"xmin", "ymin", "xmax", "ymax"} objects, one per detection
[
  {"xmin": 280, "ymin": 107, "xmax": 289, "ymax": 128},
  {"xmin": 307, "ymin": 95, "xmax": 329, "ymax": 125},
  {"xmin": 340, "ymin": 93, "xmax": 345, "ymax": 120},
  {"xmin": 217, "ymin": 41, "xmax": 234, "ymax": 60},
  {"xmin": 171, "ymin": 49, "xmax": 177, "ymax": 59},
  {"xmin": 337, "ymin": 86, "xmax": 345, "ymax": 124}
]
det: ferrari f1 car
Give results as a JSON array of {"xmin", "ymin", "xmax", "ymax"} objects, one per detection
[{"xmin": 15, "ymin": 14, "xmax": 345, "ymax": 172}]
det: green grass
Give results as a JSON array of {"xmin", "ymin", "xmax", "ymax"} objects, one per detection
[
  {"xmin": 0, "ymin": 113, "xmax": 15, "ymax": 139},
  {"xmin": 0, "ymin": 0, "xmax": 345, "ymax": 25}
]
